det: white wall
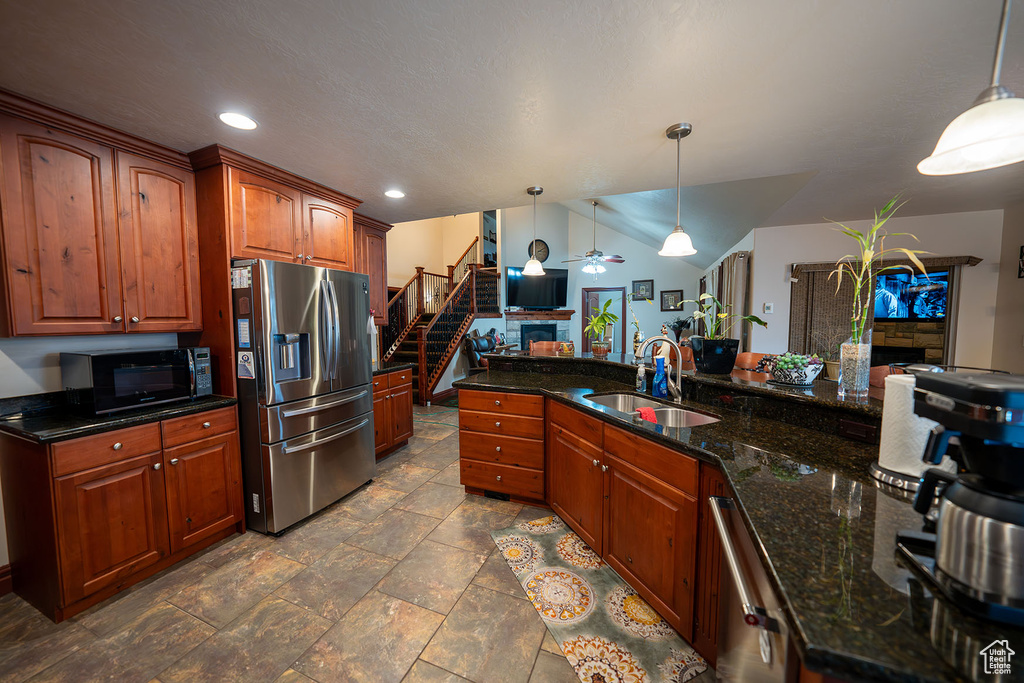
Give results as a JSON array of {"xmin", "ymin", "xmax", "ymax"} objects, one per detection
[
  {"xmin": 501, "ymin": 203, "xmax": 571, "ymax": 275},
  {"xmin": 993, "ymin": 203, "xmax": 1024, "ymax": 373},
  {"xmin": 702, "ymin": 231, "xmax": 755, "ymax": 281},
  {"xmin": 386, "ymin": 217, "xmax": 444, "ymax": 287},
  {"xmin": 747, "ymin": 210, "xmax": 1004, "ymax": 368},
  {"xmin": 440, "ymin": 214, "xmax": 482, "ymax": 269}
]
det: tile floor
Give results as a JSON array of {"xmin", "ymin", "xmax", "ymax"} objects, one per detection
[{"xmin": 0, "ymin": 405, "xmax": 714, "ymax": 683}]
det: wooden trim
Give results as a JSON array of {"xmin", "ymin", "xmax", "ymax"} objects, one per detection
[
  {"xmin": 452, "ymin": 236, "xmax": 480, "ymax": 267},
  {"xmin": 430, "ymin": 387, "xmax": 458, "ymax": 404},
  {"xmin": 0, "ymin": 88, "xmax": 192, "ymax": 170},
  {"xmin": 792, "ymin": 255, "xmax": 982, "ymax": 277},
  {"xmin": 0, "ymin": 564, "xmax": 11, "ymax": 596},
  {"xmin": 353, "ymin": 212, "xmax": 393, "ymax": 232},
  {"xmin": 581, "ymin": 287, "xmax": 627, "ymax": 353},
  {"xmin": 188, "ymin": 144, "xmax": 362, "ymax": 210},
  {"xmin": 504, "ymin": 309, "xmax": 575, "ymax": 320}
]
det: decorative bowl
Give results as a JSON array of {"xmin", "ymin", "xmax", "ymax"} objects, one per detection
[{"xmin": 767, "ymin": 361, "xmax": 823, "ymax": 386}]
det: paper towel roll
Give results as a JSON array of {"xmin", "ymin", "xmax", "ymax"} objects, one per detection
[{"xmin": 878, "ymin": 374, "xmax": 953, "ymax": 478}]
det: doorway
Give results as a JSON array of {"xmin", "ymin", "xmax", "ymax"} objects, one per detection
[{"xmin": 581, "ymin": 287, "xmax": 626, "ymax": 353}]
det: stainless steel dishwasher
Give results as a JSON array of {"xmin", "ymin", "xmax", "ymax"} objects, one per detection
[{"xmin": 709, "ymin": 496, "xmax": 792, "ymax": 682}]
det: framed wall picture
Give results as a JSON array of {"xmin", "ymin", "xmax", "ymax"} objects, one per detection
[
  {"xmin": 632, "ymin": 279, "xmax": 654, "ymax": 301},
  {"xmin": 661, "ymin": 289, "xmax": 684, "ymax": 311}
]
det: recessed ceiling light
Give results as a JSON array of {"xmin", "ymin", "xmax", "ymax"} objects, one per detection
[
  {"xmin": 218, "ymin": 112, "xmax": 258, "ymax": 130},
  {"xmin": 385, "ymin": 189, "xmax": 406, "ymax": 198}
]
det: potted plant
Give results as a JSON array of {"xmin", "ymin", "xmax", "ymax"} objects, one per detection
[
  {"xmin": 665, "ymin": 314, "xmax": 695, "ymax": 343},
  {"xmin": 585, "ymin": 299, "xmax": 619, "ymax": 357},
  {"xmin": 811, "ymin": 326, "xmax": 847, "ymax": 381},
  {"xmin": 627, "ymin": 292, "xmax": 653, "ymax": 356},
  {"xmin": 681, "ymin": 293, "xmax": 767, "ymax": 374},
  {"xmin": 828, "ymin": 194, "xmax": 926, "ymax": 396}
]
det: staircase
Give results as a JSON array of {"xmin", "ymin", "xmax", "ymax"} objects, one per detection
[{"xmin": 381, "ymin": 238, "xmax": 501, "ymax": 404}]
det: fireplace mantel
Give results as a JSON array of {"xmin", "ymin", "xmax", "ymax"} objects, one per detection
[{"xmin": 504, "ymin": 309, "xmax": 575, "ymax": 321}]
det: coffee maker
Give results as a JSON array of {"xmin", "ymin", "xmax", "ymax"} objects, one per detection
[{"xmin": 897, "ymin": 372, "xmax": 1024, "ymax": 625}]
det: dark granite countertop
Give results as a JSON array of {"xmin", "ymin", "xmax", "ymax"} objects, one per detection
[
  {"xmin": 0, "ymin": 395, "xmax": 237, "ymax": 444},
  {"xmin": 372, "ymin": 361, "xmax": 415, "ymax": 377},
  {"xmin": 455, "ymin": 370, "xmax": 1012, "ymax": 683}
]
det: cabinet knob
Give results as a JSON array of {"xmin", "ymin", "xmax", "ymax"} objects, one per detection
[
  {"xmin": 400, "ymin": 375, "xmax": 406, "ymax": 380},
  {"xmin": 202, "ymin": 421, "xmax": 211, "ymax": 428},
  {"xmin": 113, "ymin": 316, "xmax": 123, "ymax": 323},
  {"xmin": 130, "ymin": 316, "xmax": 140, "ymax": 323},
  {"xmin": 297, "ymin": 253, "xmax": 304, "ymax": 259},
  {"xmin": 601, "ymin": 465, "xmax": 609, "ymax": 472},
  {"xmin": 495, "ymin": 446, "xmax": 501, "ymax": 452},
  {"xmin": 495, "ymin": 421, "xmax": 500, "ymax": 427},
  {"xmin": 374, "ymin": 381, "xmax": 380, "ymax": 386},
  {"xmin": 153, "ymin": 463, "xmax": 161, "ymax": 470},
  {"xmin": 170, "ymin": 458, "xmax": 179, "ymax": 465},
  {"xmin": 496, "ymin": 475, "xmax": 502, "ymax": 482},
  {"xmin": 494, "ymin": 400, "xmax": 501, "ymax": 406},
  {"xmin": 592, "ymin": 459, "xmax": 599, "ymax": 467},
  {"xmin": 112, "ymin": 442, "xmax": 123, "ymax": 450},
  {"xmin": 305, "ymin": 255, "xmax": 312, "ymax": 260},
  {"xmin": 627, "ymin": 556, "xmax": 633, "ymax": 564}
]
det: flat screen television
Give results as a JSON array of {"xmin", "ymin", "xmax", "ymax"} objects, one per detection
[
  {"xmin": 874, "ymin": 270, "xmax": 948, "ymax": 321},
  {"xmin": 506, "ymin": 266, "xmax": 568, "ymax": 309}
]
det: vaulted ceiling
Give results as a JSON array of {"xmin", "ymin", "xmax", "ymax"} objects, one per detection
[{"xmin": 2, "ymin": 0, "xmax": 1023, "ymax": 253}]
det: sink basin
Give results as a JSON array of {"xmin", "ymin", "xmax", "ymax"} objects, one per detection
[
  {"xmin": 583, "ymin": 393, "xmax": 720, "ymax": 427},
  {"xmin": 638, "ymin": 407, "xmax": 719, "ymax": 428},
  {"xmin": 584, "ymin": 394, "xmax": 666, "ymax": 412}
]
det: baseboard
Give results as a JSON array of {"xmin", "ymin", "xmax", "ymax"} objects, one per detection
[
  {"xmin": 430, "ymin": 387, "xmax": 458, "ymax": 403},
  {"xmin": 0, "ymin": 564, "xmax": 12, "ymax": 596}
]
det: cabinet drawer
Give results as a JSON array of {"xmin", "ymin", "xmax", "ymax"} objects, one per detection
[
  {"xmin": 460, "ymin": 459, "xmax": 544, "ymax": 499},
  {"xmin": 161, "ymin": 406, "xmax": 236, "ymax": 449},
  {"xmin": 548, "ymin": 399, "xmax": 603, "ymax": 448},
  {"xmin": 604, "ymin": 424, "xmax": 698, "ymax": 495},
  {"xmin": 459, "ymin": 409, "xmax": 544, "ymax": 439},
  {"xmin": 459, "ymin": 390, "xmax": 544, "ymax": 417},
  {"xmin": 372, "ymin": 376, "xmax": 387, "ymax": 393},
  {"xmin": 460, "ymin": 432, "xmax": 544, "ymax": 469},
  {"xmin": 388, "ymin": 369, "xmax": 413, "ymax": 388},
  {"xmin": 52, "ymin": 423, "xmax": 162, "ymax": 476}
]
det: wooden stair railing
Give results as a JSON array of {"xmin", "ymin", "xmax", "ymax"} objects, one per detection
[
  {"xmin": 382, "ymin": 270, "xmax": 421, "ymax": 360},
  {"xmin": 417, "ymin": 266, "xmax": 477, "ymax": 404},
  {"xmin": 447, "ymin": 237, "xmax": 478, "ymax": 285}
]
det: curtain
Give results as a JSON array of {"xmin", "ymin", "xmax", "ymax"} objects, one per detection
[{"xmin": 717, "ymin": 251, "xmax": 751, "ymax": 351}]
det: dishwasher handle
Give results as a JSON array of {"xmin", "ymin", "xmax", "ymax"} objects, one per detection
[{"xmin": 708, "ymin": 496, "xmax": 779, "ymax": 633}]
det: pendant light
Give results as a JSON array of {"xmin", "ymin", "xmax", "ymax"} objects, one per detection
[
  {"xmin": 523, "ymin": 186, "xmax": 546, "ymax": 276},
  {"xmin": 659, "ymin": 123, "xmax": 697, "ymax": 257},
  {"xmin": 919, "ymin": 0, "xmax": 1024, "ymax": 175}
]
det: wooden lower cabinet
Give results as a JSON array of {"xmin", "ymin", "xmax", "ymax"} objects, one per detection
[
  {"xmin": 604, "ymin": 453, "xmax": 698, "ymax": 640},
  {"xmin": 163, "ymin": 432, "xmax": 242, "ymax": 553},
  {"xmin": 548, "ymin": 422, "xmax": 605, "ymax": 554},
  {"xmin": 693, "ymin": 463, "xmax": 728, "ymax": 668},
  {"xmin": 55, "ymin": 451, "xmax": 169, "ymax": 605},
  {"xmin": 373, "ymin": 369, "xmax": 414, "ymax": 457},
  {"xmin": 0, "ymin": 405, "xmax": 243, "ymax": 622}
]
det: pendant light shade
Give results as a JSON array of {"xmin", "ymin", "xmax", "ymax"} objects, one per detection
[
  {"xmin": 524, "ymin": 186, "xmax": 545, "ymax": 276},
  {"xmin": 919, "ymin": 0, "xmax": 1024, "ymax": 175},
  {"xmin": 660, "ymin": 123, "xmax": 697, "ymax": 257}
]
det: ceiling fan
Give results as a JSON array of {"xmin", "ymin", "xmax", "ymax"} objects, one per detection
[{"xmin": 563, "ymin": 201, "xmax": 625, "ymax": 276}]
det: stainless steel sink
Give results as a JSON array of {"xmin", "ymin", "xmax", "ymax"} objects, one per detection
[
  {"xmin": 583, "ymin": 393, "xmax": 719, "ymax": 427},
  {"xmin": 639, "ymin": 407, "xmax": 719, "ymax": 428},
  {"xmin": 584, "ymin": 394, "xmax": 666, "ymax": 412}
]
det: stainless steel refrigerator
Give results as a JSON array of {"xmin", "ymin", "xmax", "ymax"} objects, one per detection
[{"xmin": 232, "ymin": 259, "xmax": 375, "ymax": 534}]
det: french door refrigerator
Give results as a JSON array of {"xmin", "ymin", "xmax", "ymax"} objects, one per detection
[{"xmin": 232, "ymin": 259, "xmax": 375, "ymax": 534}]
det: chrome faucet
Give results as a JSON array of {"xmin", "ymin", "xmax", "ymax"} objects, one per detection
[{"xmin": 636, "ymin": 335, "xmax": 683, "ymax": 404}]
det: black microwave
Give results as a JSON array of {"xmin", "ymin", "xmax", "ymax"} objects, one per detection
[{"xmin": 60, "ymin": 348, "xmax": 213, "ymax": 415}]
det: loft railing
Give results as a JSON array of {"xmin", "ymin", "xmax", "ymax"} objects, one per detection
[
  {"xmin": 474, "ymin": 268, "xmax": 501, "ymax": 317},
  {"xmin": 382, "ymin": 272, "xmax": 420, "ymax": 360},
  {"xmin": 448, "ymin": 237, "xmax": 478, "ymax": 285},
  {"xmin": 421, "ymin": 271, "xmax": 452, "ymax": 316}
]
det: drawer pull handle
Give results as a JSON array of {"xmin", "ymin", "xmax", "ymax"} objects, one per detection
[
  {"xmin": 494, "ymin": 400, "xmax": 501, "ymax": 406},
  {"xmin": 592, "ymin": 459, "xmax": 599, "ymax": 467},
  {"xmin": 112, "ymin": 442, "xmax": 123, "ymax": 450},
  {"xmin": 495, "ymin": 446, "xmax": 501, "ymax": 452},
  {"xmin": 496, "ymin": 475, "xmax": 502, "ymax": 482},
  {"xmin": 202, "ymin": 421, "xmax": 211, "ymax": 428},
  {"xmin": 495, "ymin": 421, "xmax": 501, "ymax": 427},
  {"xmin": 153, "ymin": 463, "xmax": 161, "ymax": 470},
  {"xmin": 170, "ymin": 458, "xmax": 179, "ymax": 465}
]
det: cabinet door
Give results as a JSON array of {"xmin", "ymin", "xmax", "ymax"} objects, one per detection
[
  {"xmin": 163, "ymin": 432, "xmax": 242, "ymax": 553},
  {"xmin": 55, "ymin": 452, "xmax": 169, "ymax": 604},
  {"xmin": 358, "ymin": 224, "xmax": 388, "ymax": 325},
  {"xmin": 373, "ymin": 388, "xmax": 391, "ymax": 455},
  {"xmin": 0, "ymin": 114, "xmax": 123, "ymax": 334},
  {"xmin": 390, "ymin": 380, "xmax": 414, "ymax": 444},
  {"xmin": 548, "ymin": 424, "xmax": 604, "ymax": 553},
  {"xmin": 116, "ymin": 151, "xmax": 202, "ymax": 332},
  {"xmin": 303, "ymin": 195, "xmax": 354, "ymax": 270},
  {"xmin": 692, "ymin": 464, "xmax": 728, "ymax": 668},
  {"xmin": 228, "ymin": 167, "xmax": 301, "ymax": 261},
  {"xmin": 605, "ymin": 454, "xmax": 697, "ymax": 639}
]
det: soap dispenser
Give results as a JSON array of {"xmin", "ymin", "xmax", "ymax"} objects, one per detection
[{"xmin": 652, "ymin": 356, "xmax": 668, "ymax": 398}]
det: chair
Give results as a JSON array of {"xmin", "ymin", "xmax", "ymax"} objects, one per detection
[
  {"xmin": 529, "ymin": 340, "xmax": 562, "ymax": 355},
  {"xmin": 734, "ymin": 352, "xmax": 767, "ymax": 372},
  {"xmin": 653, "ymin": 343, "xmax": 696, "ymax": 371},
  {"xmin": 869, "ymin": 365, "xmax": 894, "ymax": 388},
  {"xmin": 464, "ymin": 330, "xmax": 497, "ymax": 372}
]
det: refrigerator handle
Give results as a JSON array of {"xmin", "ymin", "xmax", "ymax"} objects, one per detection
[
  {"xmin": 318, "ymin": 280, "xmax": 333, "ymax": 380},
  {"xmin": 329, "ymin": 281, "xmax": 342, "ymax": 378}
]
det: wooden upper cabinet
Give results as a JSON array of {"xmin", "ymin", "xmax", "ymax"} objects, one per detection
[
  {"xmin": 355, "ymin": 215, "xmax": 390, "ymax": 325},
  {"xmin": 228, "ymin": 167, "xmax": 302, "ymax": 261},
  {"xmin": 0, "ymin": 114, "xmax": 123, "ymax": 334},
  {"xmin": 304, "ymin": 195, "xmax": 354, "ymax": 270},
  {"xmin": 116, "ymin": 151, "xmax": 202, "ymax": 332}
]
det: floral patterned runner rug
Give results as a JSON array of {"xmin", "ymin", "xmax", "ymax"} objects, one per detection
[{"xmin": 491, "ymin": 514, "xmax": 708, "ymax": 682}]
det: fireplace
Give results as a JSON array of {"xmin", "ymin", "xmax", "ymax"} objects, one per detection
[
  {"xmin": 521, "ymin": 323, "xmax": 557, "ymax": 350},
  {"xmin": 871, "ymin": 346, "xmax": 927, "ymax": 366}
]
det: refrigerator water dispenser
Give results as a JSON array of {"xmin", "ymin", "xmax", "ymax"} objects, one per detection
[{"xmin": 272, "ymin": 333, "xmax": 309, "ymax": 381}]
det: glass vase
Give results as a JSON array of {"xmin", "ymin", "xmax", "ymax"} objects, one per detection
[
  {"xmin": 632, "ymin": 329, "xmax": 644, "ymax": 356},
  {"xmin": 839, "ymin": 328, "xmax": 872, "ymax": 398}
]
